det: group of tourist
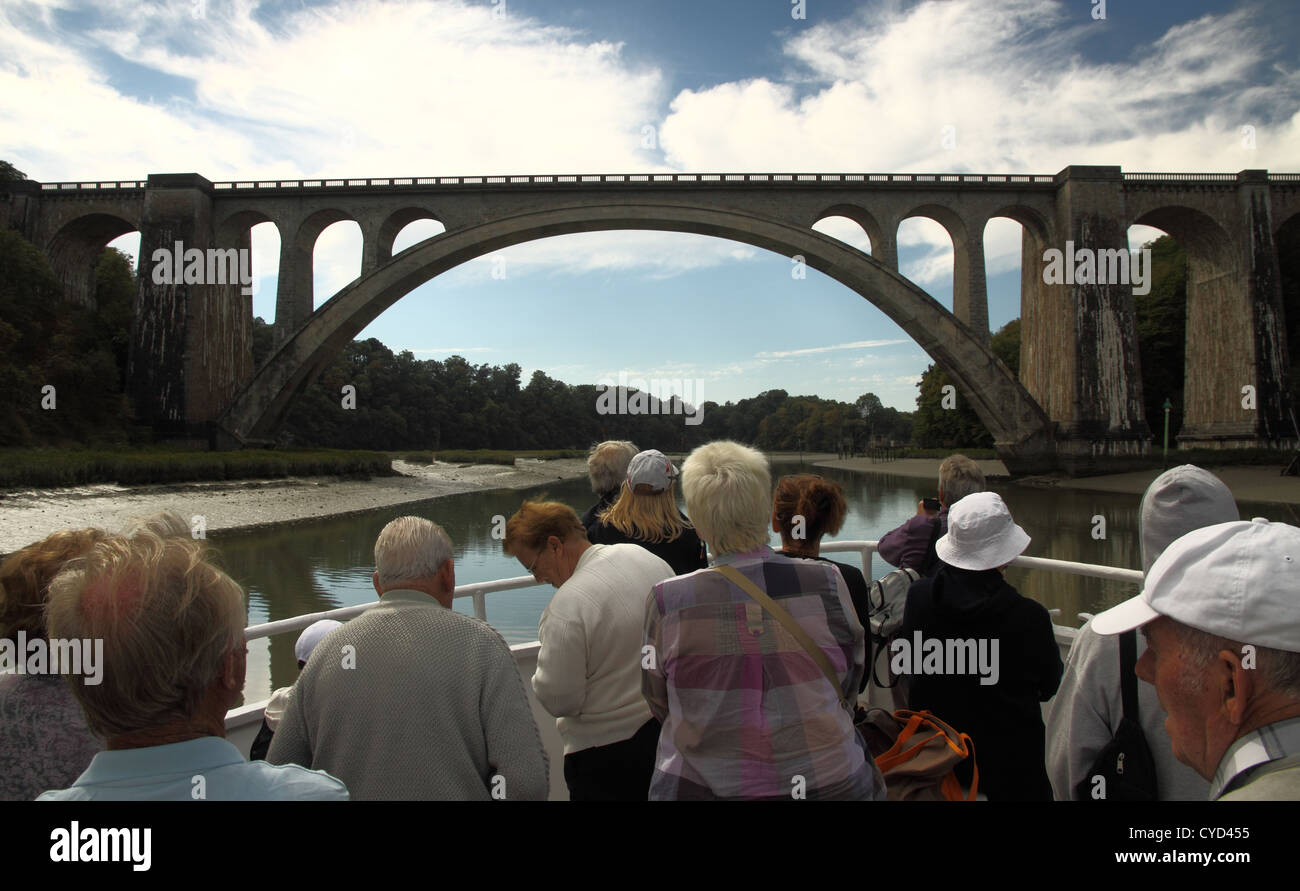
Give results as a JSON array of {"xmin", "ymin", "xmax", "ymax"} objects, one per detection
[{"xmin": 1, "ymin": 441, "xmax": 1297, "ymax": 801}]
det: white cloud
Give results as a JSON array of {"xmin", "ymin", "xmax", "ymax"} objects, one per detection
[
  {"xmin": 5, "ymin": 0, "xmax": 1296, "ymax": 330},
  {"xmin": 756, "ymin": 338, "xmax": 909, "ymax": 359},
  {"xmin": 439, "ymin": 230, "xmax": 763, "ymax": 281},
  {"xmin": 659, "ymin": 0, "xmax": 1300, "ymax": 263},
  {"xmin": 812, "ymin": 216, "xmax": 872, "ymax": 253}
]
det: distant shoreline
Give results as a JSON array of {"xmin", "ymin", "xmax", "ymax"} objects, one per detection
[
  {"xmin": 817, "ymin": 456, "xmax": 1300, "ymax": 508},
  {"xmin": 0, "ymin": 458, "xmax": 590, "ymax": 556}
]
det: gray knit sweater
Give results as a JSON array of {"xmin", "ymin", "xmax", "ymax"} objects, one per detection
[{"xmin": 267, "ymin": 590, "xmax": 549, "ymax": 800}]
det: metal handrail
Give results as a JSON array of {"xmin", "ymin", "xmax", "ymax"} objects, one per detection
[{"xmin": 243, "ymin": 541, "xmax": 1140, "ymax": 643}]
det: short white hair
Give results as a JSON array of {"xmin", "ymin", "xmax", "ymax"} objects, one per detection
[
  {"xmin": 587, "ymin": 440, "xmax": 639, "ymax": 494},
  {"xmin": 681, "ymin": 441, "xmax": 771, "ymax": 557},
  {"xmin": 374, "ymin": 517, "xmax": 453, "ymax": 588}
]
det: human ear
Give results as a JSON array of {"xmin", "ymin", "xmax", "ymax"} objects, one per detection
[{"xmin": 1216, "ymin": 647, "xmax": 1252, "ymax": 726}]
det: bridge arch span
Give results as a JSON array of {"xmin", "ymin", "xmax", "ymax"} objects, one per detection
[
  {"xmin": 220, "ymin": 202, "xmax": 1057, "ymax": 472},
  {"xmin": 986, "ymin": 204, "xmax": 1051, "ymax": 246},
  {"xmin": 1129, "ymin": 205, "xmax": 1234, "ymax": 271},
  {"xmin": 215, "ymin": 209, "xmax": 278, "ymax": 245},
  {"xmin": 45, "ymin": 211, "xmax": 142, "ymax": 307},
  {"xmin": 810, "ymin": 203, "xmax": 885, "ymax": 253},
  {"xmin": 377, "ymin": 206, "xmax": 445, "ymax": 261}
]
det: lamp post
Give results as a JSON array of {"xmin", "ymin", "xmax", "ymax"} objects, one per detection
[{"xmin": 1162, "ymin": 398, "xmax": 1172, "ymax": 463}]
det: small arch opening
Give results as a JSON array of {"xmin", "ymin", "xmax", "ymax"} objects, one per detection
[{"xmin": 313, "ymin": 219, "xmax": 363, "ymax": 309}]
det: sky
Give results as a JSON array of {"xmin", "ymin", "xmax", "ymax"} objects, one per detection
[{"xmin": 3, "ymin": 0, "xmax": 1298, "ymax": 411}]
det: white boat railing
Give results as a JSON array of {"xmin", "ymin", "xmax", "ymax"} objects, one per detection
[
  {"xmin": 228, "ymin": 540, "xmax": 1144, "ymax": 797},
  {"xmin": 242, "ymin": 540, "xmax": 1144, "ymax": 645}
]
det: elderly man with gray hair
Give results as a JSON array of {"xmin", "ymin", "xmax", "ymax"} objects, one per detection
[
  {"xmin": 1091, "ymin": 518, "xmax": 1300, "ymax": 800},
  {"xmin": 580, "ymin": 440, "xmax": 639, "ymax": 538},
  {"xmin": 877, "ymin": 453, "xmax": 986, "ymax": 575},
  {"xmin": 37, "ymin": 530, "xmax": 348, "ymax": 800},
  {"xmin": 268, "ymin": 516, "xmax": 549, "ymax": 800}
]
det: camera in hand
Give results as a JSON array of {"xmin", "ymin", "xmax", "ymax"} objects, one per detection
[{"xmin": 922, "ymin": 498, "xmax": 941, "ymax": 512}]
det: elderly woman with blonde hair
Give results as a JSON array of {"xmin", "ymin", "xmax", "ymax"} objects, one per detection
[
  {"xmin": 590, "ymin": 449, "xmax": 707, "ymax": 575},
  {"xmin": 641, "ymin": 441, "xmax": 882, "ymax": 800}
]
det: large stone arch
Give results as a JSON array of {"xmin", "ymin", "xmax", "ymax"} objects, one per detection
[
  {"xmin": 220, "ymin": 203, "xmax": 1057, "ymax": 472},
  {"xmin": 1128, "ymin": 204, "xmax": 1259, "ymax": 445},
  {"xmin": 44, "ymin": 211, "xmax": 141, "ymax": 307}
]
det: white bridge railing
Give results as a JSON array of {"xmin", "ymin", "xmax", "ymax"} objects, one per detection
[{"xmin": 243, "ymin": 540, "xmax": 1143, "ymax": 645}]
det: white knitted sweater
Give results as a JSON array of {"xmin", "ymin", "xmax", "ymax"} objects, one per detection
[{"xmin": 532, "ymin": 543, "xmax": 676, "ymax": 754}]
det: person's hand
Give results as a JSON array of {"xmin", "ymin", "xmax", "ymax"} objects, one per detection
[{"xmin": 918, "ymin": 500, "xmax": 939, "ymax": 519}]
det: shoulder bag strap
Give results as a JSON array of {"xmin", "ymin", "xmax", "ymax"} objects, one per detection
[
  {"xmin": 1119, "ymin": 628, "xmax": 1139, "ymax": 723},
  {"xmin": 714, "ymin": 564, "xmax": 850, "ymax": 711}
]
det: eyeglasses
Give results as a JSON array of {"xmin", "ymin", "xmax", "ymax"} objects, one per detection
[{"xmin": 525, "ymin": 543, "xmax": 549, "ymax": 577}]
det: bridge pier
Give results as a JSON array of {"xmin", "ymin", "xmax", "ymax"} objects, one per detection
[
  {"xmin": 129, "ymin": 174, "xmax": 252, "ymax": 444},
  {"xmin": 953, "ymin": 216, "xmax": 989, "ymax": 343},
  {"xmin": 1177, "ymin": 171, "xmax": 1291, "ymax": 448},
  {"xmin": 274, "ymin": 214, "xmax": 315, "ymax": 346},
  {"xmin": 1023, "ymin": 166, "xmax": 1150, "ymax": 472}
]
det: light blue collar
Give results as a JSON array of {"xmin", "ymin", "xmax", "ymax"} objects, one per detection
[{"xmin": 76, "ymin": 736, "xmax": 242, "ymax": 785}]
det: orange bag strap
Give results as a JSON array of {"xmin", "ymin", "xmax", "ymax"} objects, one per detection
[{"xmin": 876, "ymin": 712, "xmax": 980, "ymax": 801}]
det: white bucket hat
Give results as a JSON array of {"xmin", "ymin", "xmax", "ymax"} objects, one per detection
[
  {"xmin": 1091, "ymin": 518, "xmax": 1300, "ymax": 653},
  {"xmin": 934, "ymin": 491, "xmax": 1030, "ymax": 571}
]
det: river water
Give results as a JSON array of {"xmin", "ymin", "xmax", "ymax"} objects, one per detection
[{"xmin": 211, "ymin": 460, "xmax": 1285, "ymax": 704}]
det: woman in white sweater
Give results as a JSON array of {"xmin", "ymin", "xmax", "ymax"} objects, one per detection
[{"xmin": 504, "ymin": 500, "xmax": 678, "ymax": 800}]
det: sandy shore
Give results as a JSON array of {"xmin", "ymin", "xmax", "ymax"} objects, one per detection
[
  {"xmin": 816, "ymin": 456, "xmax": 1300, "ymax": 506},
  {"xmin": 0, "ymin": 458, "xmax": 589, "ymax": 556}
]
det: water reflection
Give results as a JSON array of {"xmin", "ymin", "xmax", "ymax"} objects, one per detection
[{"xmin": 211, "ymin": 460, "xmax": 1284, "ymax": 703}]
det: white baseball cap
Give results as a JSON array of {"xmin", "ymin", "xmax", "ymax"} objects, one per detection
[
  {"xmin": 627, "ymin": 449, "xmax": 679, "ymax": 494},
  {"xmin": 1091, "ymin": 518, "xmax": 1300, "ymax": 653},
  {"xmin": 934, "ymin": 491, "xmax": 1031, "ymax": 571}
]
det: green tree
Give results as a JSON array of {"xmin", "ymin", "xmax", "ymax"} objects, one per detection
[
  {"xmin": 1135, "ymin": 236, "xmax": 1187, "ymax": 439},
  {"xmin": 911, "ymin": 319, "xmax": 1020, "ymax": 449},
  {"xmin": 0, "ymin": 231, "xmax": 130, "ymax": 445},
  {"xmin": 93, "ymin": 248, "xmax": 136, "ymax": 387}
]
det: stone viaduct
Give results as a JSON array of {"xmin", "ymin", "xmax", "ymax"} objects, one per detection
[{"xmin": 2, "ymin": 166, "xmax": 1298, "ymax": 474}]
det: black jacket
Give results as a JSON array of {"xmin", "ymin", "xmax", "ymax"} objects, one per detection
[
  {"xmin": 580, "ymin": 491, "xmax": 619, "ymax": 539},
  {"xmin": 899, "ymin": 565, "xmax": 1063, "ymax": 801},
  {"xmin": 589, "ymin": 519, "xmax": 707, "ymax": 576},
  {"xmin": 780, "ymin": 552, "xmax": 871, "ymax": 693}
]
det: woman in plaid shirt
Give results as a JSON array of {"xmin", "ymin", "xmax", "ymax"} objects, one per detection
[{"xmin": 641, "ymin": 441, "xmax": 885, "ymax": 800}]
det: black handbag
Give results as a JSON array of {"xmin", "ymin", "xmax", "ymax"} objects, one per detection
[{"xmin": 1074, "ymin": 629, "xmax": 1159, "ymax": 801}]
